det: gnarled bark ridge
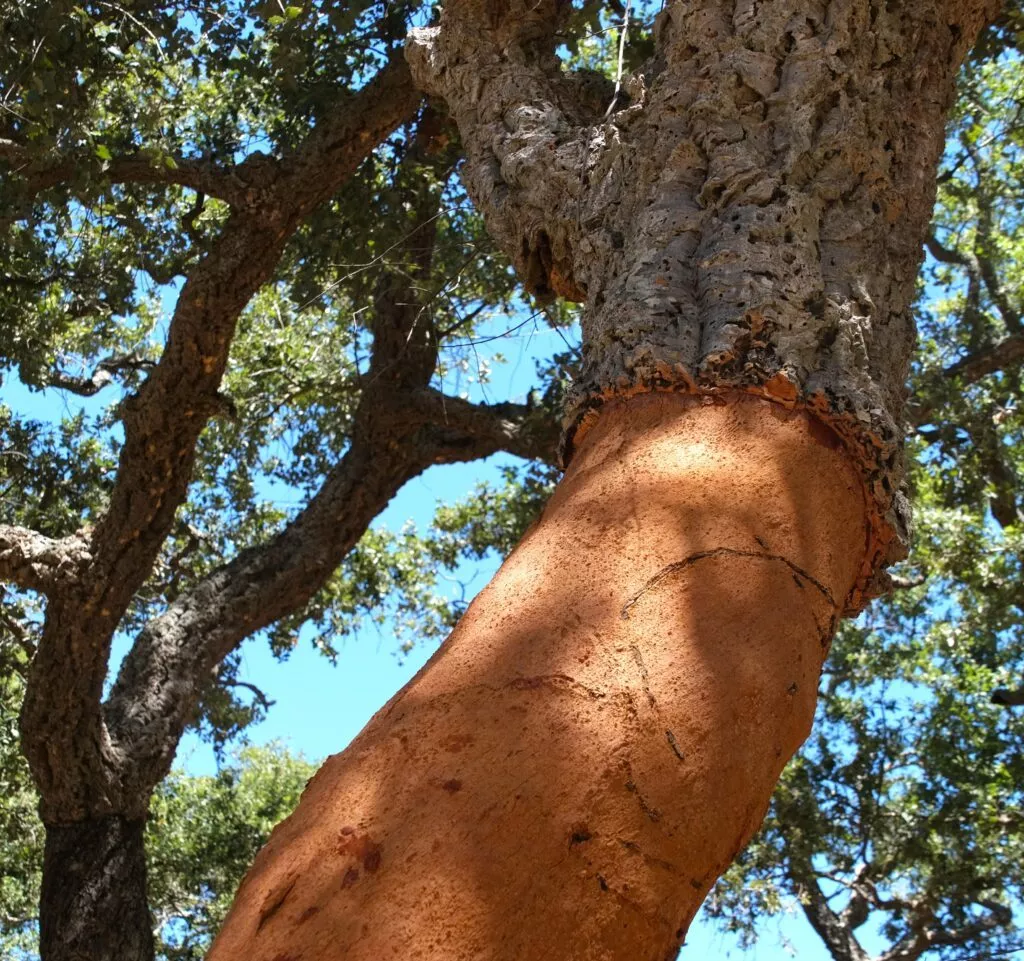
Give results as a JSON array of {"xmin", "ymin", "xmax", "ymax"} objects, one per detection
[{"xmin": 408, "ymin": 0, "xmax": 998, "ymax": 603}]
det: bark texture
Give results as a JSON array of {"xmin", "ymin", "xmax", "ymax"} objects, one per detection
[
  {"xmin": 209, "ymin": 394, "xmax": 867, "ymax": 961},
  {"xmin": 408, "ymin": 0, "xmax": 1000, "ymax": 603},
  {"xmin": 40, "ymin": 815, "xmax": 152, "ymax": 961}
]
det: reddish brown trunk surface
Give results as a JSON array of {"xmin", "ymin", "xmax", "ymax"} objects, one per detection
[{"xmin": 209, "ymin": 394, "xmax": 867, "ymax": 961}]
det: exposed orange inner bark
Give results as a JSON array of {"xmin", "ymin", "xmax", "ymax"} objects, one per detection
[{"xmin": 209, "ymin": 393, "xmax": 867, "ymax": 961}]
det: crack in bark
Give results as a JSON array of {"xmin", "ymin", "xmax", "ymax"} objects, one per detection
[
  {"xmin": 625, "ymin": 776, "xmax": 662, "ymax": 823},
  {"xmin": 629, "ymin": 642, "xmax": 686, "ymax": 764},
  {"xmin": 256, "ymin": 876, "xmax": 297, "ymax": 933},
  {"xmin": 620, "ymin": 547, "xmax": 837, "ymax": 621},
  {"xmin": 665, "ymin": 729, "xmax": 686, "ymax": 763},
  {"xmin": 618, "ymin": 838, "xmax": 681, "ymax": 876}
]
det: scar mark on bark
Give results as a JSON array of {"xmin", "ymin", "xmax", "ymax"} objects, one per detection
[
  {"xmin": 630, "ymin": 644, "xmax": 686, "ymax": 763},
  {"xmin": 626, "ymin": 777, "xmax": 662, "ymax": 822},
  {"xmin": 666, "ymin": 729, "xmax": 685, "ymax": 761},
  {"xmin": 257, "ymin": 874, "xmax": 297, "ymax": 932},
  {"xmin": 619, "ymin": 838, "xmax": 681, "ymax": 874},
  {"xmin": 629, "ymin": 643, "xmax": 657, "ymax": 709},
  {"xmin": 507, "ymin": 673, "xmax": 605, "ymax": 700},
  {"xmin": 621, "ymin": 548, "xmax": 836, "ymax": 619}
]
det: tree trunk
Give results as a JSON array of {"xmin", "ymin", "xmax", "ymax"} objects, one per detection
[
  {"xmin": 208, "ymin": 394, "xmax": 866, "ymax": 960},
  {"xmin": 40, "ymin": 814, "xmax": 153, "ymax": 961},
  {"xmin": 208, "ymin": 1, "xmax": 999, "ymax": 957}
]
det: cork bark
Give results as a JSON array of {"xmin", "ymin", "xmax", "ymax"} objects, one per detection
[
  {"xmin": 408, "ymin": 0, "xmax": 1000, "ymax": 603},
  {"xmin": 208, "ymin": 395, "xmax": 867, "ymax": 961}
]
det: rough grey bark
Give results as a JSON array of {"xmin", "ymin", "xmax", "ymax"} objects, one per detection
[
  {"xmin": 408, "ymin": 0, "xmax": 1001, "ymax": 607},
  {"xmin": 40, "ymin": 815, "xmax": 153, "ymax": 961}
]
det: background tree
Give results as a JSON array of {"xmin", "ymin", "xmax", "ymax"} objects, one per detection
[{"xmin": 0, "ymin": 676, "xmax": 315, "ymax": 961}]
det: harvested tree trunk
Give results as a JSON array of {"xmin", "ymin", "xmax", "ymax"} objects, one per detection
[{"xmin": 209, "ymin": 395, "xmax": 865, "ymax": 960}]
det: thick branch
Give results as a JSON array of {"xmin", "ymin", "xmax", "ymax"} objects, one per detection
[
  {"xmin": 101, "ymin": 141, "xmax": 551, "ymax": 807},
  {"xmin": 0, "ymin": 526, "xmax": 86, "ymax": 594},
  {"xmin": 788, "ymin": 854, "xmax": 871, "ymax": 961},
  {"xmin": 277, "ymin": 55, "xmax": 421, "ymax": 218},
  {"xmin": 943, "ymin": 334, "xmax": 1024, "ymax": 386},
  {"xmin": 407, "ymin": 3, "xmax": 601, "ymax": 301},
  {"xmin": 104, "ymin": 387, "xmax": 558, "ymax": 805},
  {"xmin": 406, "ymin": 388, "xmax": 561, "ymax": 465},
  {"xmin": 0, "ymin": 55, "xmax": 418, "ymax": 223}
]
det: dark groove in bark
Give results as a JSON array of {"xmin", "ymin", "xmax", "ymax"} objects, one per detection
[{"xmin": 619, "ymin": 547, "xmax": 836, "ymax": 620}]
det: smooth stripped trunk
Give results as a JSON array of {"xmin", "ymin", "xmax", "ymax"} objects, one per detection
[
  {"xmin": 209, "ymin": 393, "xmax": 867, "ymax": 961},
  {"xmin": 40, "ymin": 814, "xmax": 153, "ymax": 961}
]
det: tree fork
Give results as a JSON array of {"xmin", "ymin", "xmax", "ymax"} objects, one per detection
[
  {"xmin": 209, "ymin": 394, "xmax": 867, "ymax": 960},
  {"xmin": 40, "ymin": 814, "xmax": 153, "ymax": 961}
]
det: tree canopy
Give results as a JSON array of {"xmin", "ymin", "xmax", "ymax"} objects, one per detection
[{"xmin": 0, "ymin": 1, "xmax": 1022, "ymax": 960}]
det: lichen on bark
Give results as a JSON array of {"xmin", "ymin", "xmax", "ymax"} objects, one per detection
[{"xmin": 408, "ymin": 0, "xmax": 1001, "ymax": 608}]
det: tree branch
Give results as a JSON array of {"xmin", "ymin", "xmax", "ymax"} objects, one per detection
[
  {"xmin": 0, "ymin": 138, "xmax": 251, "ymax": 208},
  {"xmin": 975, "ymin": 205, "xmax": 1022, "ymax": 333},
  {"xmin": 0, "ymin": 54, "xmax": 419, "ymax": 223},
  {"xmin": 942, "ymin": 333, "xmax": 1024, "ymax": 385},
  {"xmin": 277, "ymin": 56, "xmax": 421, "ymax": 214},
  {"xmin": 909, "ymin": 333, "xmax": 1024, "ymax": 426},
  {"xmin": 881, "ymin": 900, "xmax": 1012, "ymax": 961},
  {"xmin": 991, "ymin": 686, "xmax": 1024, "ymax": 706},
  {"xmin": 44, "ymin": 353, "xmax": 155, "ymax": 397},
  {"xmin": 0, "ymin": 525, "xmax": 86, "ymax": 595},
  {"xmin": 786, "ymin": 851, "xmax": 871, "ymax": 961},
  {"xmin": 19, "ymin": 58, "xmax": 422, "ymax": 823},
  {"xmin": 405, "ymin": 388, "xmax": 562, "ymax": 466}
]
